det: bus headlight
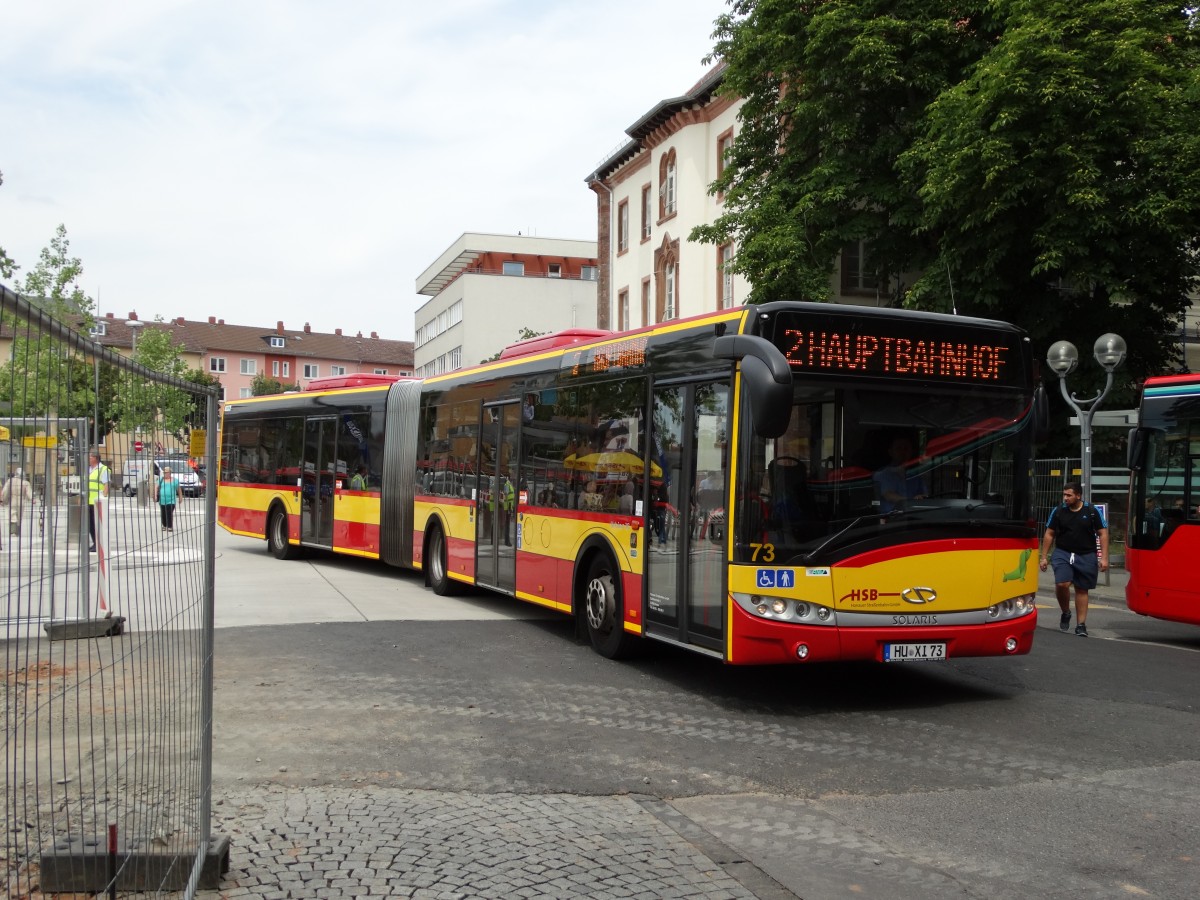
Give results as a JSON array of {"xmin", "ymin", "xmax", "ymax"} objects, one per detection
[
  {"xmin": 732, "ymin": 593, "xmax": 835, "ymax": 625},
  {"xmin": 987, "ymin": 594, "xmax": 1036, "ymax": 622}
]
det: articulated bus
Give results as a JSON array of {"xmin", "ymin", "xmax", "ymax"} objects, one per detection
[
  {"xmin": 218, "ymin": 301, "xmax": 1042, "ymax": 664},
  {"xmin": 1126, "ymin": 373, "xmax": 1200, "ymax": 625}
]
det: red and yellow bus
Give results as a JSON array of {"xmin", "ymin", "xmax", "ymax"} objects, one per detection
[
  {"xmin": 1126, "ymin": 373, "xmax": 1200, "ymax": 625},
  {"xmin": 219, "ymin": 302, "xmax": 1043, "ymax": 663}
]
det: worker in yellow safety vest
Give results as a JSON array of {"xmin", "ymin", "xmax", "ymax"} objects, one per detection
[
  {"xmin": 500, "ymin": 474, "xmax": 515, "ymax": 546},
  {"xmin": 87, "ymin": 449, "xmax": 110, "ymax": 552}
]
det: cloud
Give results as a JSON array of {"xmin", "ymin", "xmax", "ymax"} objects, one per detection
[{"xmin": 0, "ymin": 0, "xmax": 723, "ymax": 340}]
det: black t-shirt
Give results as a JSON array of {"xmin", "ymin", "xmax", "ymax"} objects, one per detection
[{"xmin": 1046, "ymin": 503, "xmax": 1106, "ymax": 553}]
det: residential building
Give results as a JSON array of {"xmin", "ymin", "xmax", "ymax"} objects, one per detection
[
  {"xmin": 414, "ymin": 232, "xmax": 599, "ymax": 376},
  {"xmin": 585, "ymin": 63, "xmax": 913, "ymax": 331},
  {"xmin": 0, "ymin": 310, "xmax": 413, "ymax": 482},
  {"xmin": 88, "ymin": 312, "xmax": 413, "ymax": 399}
]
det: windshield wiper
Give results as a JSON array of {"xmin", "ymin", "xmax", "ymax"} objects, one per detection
[{"xmin": 802, "ymin": 509, "xmax": 898, "ymax": 562}]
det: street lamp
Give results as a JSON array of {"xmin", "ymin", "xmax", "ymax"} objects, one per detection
[
  {"xmin": 126, "ymin": 318, "xmax": 145, "ymax": 354},
  {"xmin": 1045, "ymin": 333, "xmax": 1127, "ymax": 502}
]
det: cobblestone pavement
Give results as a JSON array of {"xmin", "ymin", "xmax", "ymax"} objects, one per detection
[
  {"xmin": 200, "ymin": 787, "xmax": 778, "ymax": 899},
  {"xmin": 187, "ymin": 534, "xmax": 1196, "ymax": 900}
]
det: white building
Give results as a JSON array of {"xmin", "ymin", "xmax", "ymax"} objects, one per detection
[
  {"xmin": 414, "ymin": 233, "xmax": 599, "ymax": 376},
  {"xmin": 586, "ymin": 63, "xmax": 904, "ymax": 332},
  {"xmin": 586, "ymin": 66, "xmax": 744, "ymax": 332}
]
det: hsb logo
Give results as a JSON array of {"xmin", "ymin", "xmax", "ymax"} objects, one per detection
[{"xmin": 841, "ymin": 588, "xmax": 879, "ymax": 602}]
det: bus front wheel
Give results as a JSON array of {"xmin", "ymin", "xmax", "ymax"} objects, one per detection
[
  {"xmin": 582, "ymin": 555, "xmax": 635, "ymax": 659},
  {"xmin": 427, "ymin": 525, "xmax": 459, "ymax": 596},
  {"xmin": 268, "ymin": 508, "xmax": 297, "ymax": 560}
]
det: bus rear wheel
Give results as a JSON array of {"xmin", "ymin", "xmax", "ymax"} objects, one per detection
[
  {"xmin": 582, "ymin": 555, "xmax": 635, "ymax": 659},
  {"xmin": 428, "ymin": 525, "xmax": 459, "ymax": 596},
  {"xmin": 268, "ymin": 507, "xmax": 297, "ymax": 560}
]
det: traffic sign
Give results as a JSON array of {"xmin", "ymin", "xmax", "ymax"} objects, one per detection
[{"xmin": 134, "ymin": 440, "xmax": 144, "ymax": 452}]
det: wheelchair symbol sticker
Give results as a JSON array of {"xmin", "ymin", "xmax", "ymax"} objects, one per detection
[{"xmin": 757, "ymin": 569, "xmax": 795, "ymax": 588}]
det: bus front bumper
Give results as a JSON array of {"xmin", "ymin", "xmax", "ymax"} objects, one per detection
[{"xmin": 729, "ymin": 603, "xmax": 1038, "ymax": 665}]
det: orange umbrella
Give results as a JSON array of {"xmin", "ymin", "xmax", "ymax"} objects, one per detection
[{"xmin": 564, "ymin": 450, "xmax": 662, "ymax": 479}]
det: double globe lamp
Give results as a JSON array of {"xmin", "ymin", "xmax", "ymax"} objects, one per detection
[{"xmin": 1045, "ymin": 333, "xmax": 1127, "ymax": 502}]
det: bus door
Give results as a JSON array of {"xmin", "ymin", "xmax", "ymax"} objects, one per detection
[
  {"xmin": 476, "ymin": 401, "xmax": 520, "ymax": 594},
  {"xmin": 302, "ymin": 416, "xmax": 338, "ymax": 547},
  {"xmin": 645, "ymin": 380, "xmax": 730, "ymax": 652}
]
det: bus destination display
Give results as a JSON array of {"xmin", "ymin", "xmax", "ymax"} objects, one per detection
[
  {"xmin": 562, "ymin": 336, "xmax": 648, "ymax": 378},
  {"xmin": 772, "ymin": 314, "xmax": 1021, "ymax": 385}
]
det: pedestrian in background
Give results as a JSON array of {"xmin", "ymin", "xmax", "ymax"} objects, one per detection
[
  {"xmin": 1, "ymin": 468, "xmax": 33, "ymax": 538},
  {"xmin": 87, "ymin": 449, "xmax": 110, "ymax": 552},
  {"xmin": 1039, "ymin": 481, "xmax": 1108, "ymax": 637},
  {"xmin": 157, "ymin": 465, "xmax": 180, "ymax": 533}
]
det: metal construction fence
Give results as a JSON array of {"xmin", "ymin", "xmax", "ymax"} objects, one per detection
[
  {"xmin": 1, "ymin": 284, "xmax": 222, "ymax": 897},
  {"xmin": 1033, "ymin": 458, "xmax": 1130, "ymax": 565}
]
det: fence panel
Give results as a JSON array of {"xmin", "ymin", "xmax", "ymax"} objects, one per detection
[
  {"xmin": 1033, "ymin": 458, "xmax": 1130, "ymax": 565},
  {"xmin": 2, "ymin": 285, "xmax": 223, "ymax": 897}
]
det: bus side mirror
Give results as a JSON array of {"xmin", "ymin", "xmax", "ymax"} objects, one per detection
[
  {"xmin": 713, "ymin": 334, "xmax": 793, "ymax": 438},
  {"xmin": 1127, "ymin": 427, "xmax": 1146, "ymax": 471}
]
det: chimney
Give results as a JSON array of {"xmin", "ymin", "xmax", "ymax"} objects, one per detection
[
  {"xmin": 304, "ymin": 323, "xmax": 311, "ymax": 334},
  {"xmin": 208, "ymin": 316, "xmax": 216, "ymax": 324},
  {"xmin": 218, "ymin": 319, "xmax": 224, "ymax": 325},
  {"xmin": 335, "ymin": 328, "xmax": 342, "ymax": 336},
  {"xmin": 127, "ymin": 311, "xmax": 139, "ymax": 321},
  {"xmin": 356, "ymin": 331, "xmax": 363, "ymax": 338},
  {"xmin": 176, "ymin": 316, "xmax": 185, "ymax": 325},
  {"xmin": 276, "ymin": 321, "xmax": 284, "ymax": 334},
  {"xmin": 105, "ymin": 312, "xmax": 115, "ymax": 319},
  {"xmin": 370, "ymin": 331, "xmax": 378, "ymax": 339}
]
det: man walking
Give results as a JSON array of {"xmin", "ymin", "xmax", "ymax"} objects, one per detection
[{"xmin": 1039, "ymin": 481, "xmax": 1108, "ymax": 637}]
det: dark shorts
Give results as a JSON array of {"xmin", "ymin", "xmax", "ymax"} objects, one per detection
[{"xmin": 1050, "ymin": 548, "xmax": 1098, "ymax": 590}]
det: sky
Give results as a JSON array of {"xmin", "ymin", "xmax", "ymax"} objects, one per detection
[{"xmin": 0, "ymin": 0, "xmax": 727, "ymax": 343}]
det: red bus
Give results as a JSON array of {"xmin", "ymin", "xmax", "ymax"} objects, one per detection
[
  {"xmin": 218, "ymin": 302, "xmax": 1043, "ymax": 664},
  {"xmin": 1126, "ymin": 373, "xmax": 1200, "ymax": 625}
]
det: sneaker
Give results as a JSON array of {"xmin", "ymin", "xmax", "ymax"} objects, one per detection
[
  {"xmin": 1059, "ymin": 612, "xmax": 1071, "ymax": 632},
  {"xmin": 1075, "ymin": 623, "xmax": 1088, "ymax": 637}
]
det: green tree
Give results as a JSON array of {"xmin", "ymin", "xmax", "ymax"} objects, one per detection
[
  {"xmin": 19, "ymin": 224, "xmax": 94, "ymax": 318},
  {"xmin": 107, "ymin": 323, "xmax": 196, "ymax": 440},
  {"xmin": 0, "ymin": 225, "xmax": 102, "ymax": 425},
  {"xmin": 696, "ymin": 0, "xmax": 1200, "ymax": 395},
  {"xmin": 251, "ymin": 372, "xmax": 298, "ymax": 395}
]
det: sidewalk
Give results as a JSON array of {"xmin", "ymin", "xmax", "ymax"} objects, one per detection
[{"xmin": 1036, "ymin": 557, "xmax": 1128, "ymax": 607}]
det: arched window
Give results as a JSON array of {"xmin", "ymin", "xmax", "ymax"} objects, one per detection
[
  {"xmin": 654, "ymin": 234, "xmax": 681, "ymax": 323},
  {"xmin": 658, "ymin": 149, "xmax": 677, "ymax": 221},
  {"xmin": 717, "ymin": 243, "xmax": 734, "ymax": 309}
]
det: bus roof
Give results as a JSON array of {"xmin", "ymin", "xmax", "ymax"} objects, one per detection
[
  {"xmin": 498, "ymin": 329, "xmax": 613, "ymax": 360},
  {"xmin": 1142, "ymin": 373, "xmax": 1200, "ymax": 390},
  {"xmin": 304, "ymin": 373, "xmax": 404, "ymax": 391}
]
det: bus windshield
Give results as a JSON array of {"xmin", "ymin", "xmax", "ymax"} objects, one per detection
[
  {"xmin": 735, "ymin": 383, "xmax": 1033, "ymax": 565},
  {"xmin": 1128, "ymin": 392, "xmax": 1200, "ymax": 545},
  {"xmin": 1125, "ymin": 376, "xmax": 1200, "ymax": 626}
]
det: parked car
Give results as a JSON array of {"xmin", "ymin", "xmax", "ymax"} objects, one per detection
[
  {"xmin": 122, "ymin": 459, "xmax": 150, "ymax": 496},
  {"xmin": 123, "ymin": 458, "xmax": 205, "ymax": 498}
]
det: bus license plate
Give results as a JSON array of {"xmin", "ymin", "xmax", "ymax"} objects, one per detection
[{"xmin": 884, "ymin": 642, "xmax": 947, "ymax": 662}]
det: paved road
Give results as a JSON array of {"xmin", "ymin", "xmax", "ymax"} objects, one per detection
[{"xmin": 198, "ymin": 528, "xmax": 1199, "ymax": 900}]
